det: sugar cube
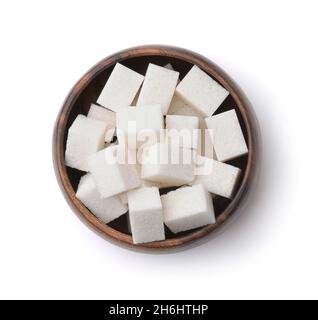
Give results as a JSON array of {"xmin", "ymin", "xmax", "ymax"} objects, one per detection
[
  {"xmin": 164, "ymin": 63, "xmax": 174, "ymax": 70},
  {"xmin": 168, "ymin": 94, "xmax": 202, "ymax": 117},
  {"xmin": 141, "ymin": 143, "xmax": 195, "ymax": 187},
  {"xmin": 165, "ymin": 63, "xmax": 204, "ymax": 119},
  {"xmin": 161, "ymin": 184, "xmax": 215, "ymax": 233},
  {"xmin": 88, "ymin": 145, "xmax": 141, "ymax": 198},
  {"xmin": 136, "ymin": 63, "xmax": 179, "ymax": 115},
  {"xmin": 205, "ymin": 109, "xmax": 248, "ymax": 162},
  {"xmin": 176, "ymin": 65, "xmax": 229, "ymax": 117},
  {"xmin": 141, "ymin": 179, "xmax": 173, "ymax": 189},
  {"xmin": 116, "ymin": 104, "xmax": 163, "ymax": 149},
  {"xmin": 192, "ymin": 156, "xmax": 241, "ymax": 199},
  {"xmin": 200, "ymin": 119, "xmax": 216, "ymax": 159},
  {"xmin": 65, "ymin": 115, "xmax": 107, "ymax": 172},
  {"xmin": 128, "ymin": 187, "xmax": 165, "ymax": 244},
  {"xmin": 87, "ymin": 103, "xmax": 116, "ymax": 142},
  {"xmin": 119, "ymin": 192, "xmax": 128, "ymax": 205},
  {"xmin": 131, "ymin": 88, "xmax": 140, "ymax": 106},
  {"xmin": 166, "ymin": 115, "xmax": 200, "ymax": 149},
  {"xmin": 97, "ymin": 63, "xmax": 144, "ymax": 112},
  {"xmin": 135, "ymin": 163, "xmax": 174, "ymax": 188},
  {"xmin": 127, "ymin": 211, "xmax": 132, "ymax": 234},
  {"xmin": 167, "ymin": 95, "xmax": 210, "ymax": 156},
  {"xmin": 76, "ymin": 173, "xmax": 127, "ymax": 224}
]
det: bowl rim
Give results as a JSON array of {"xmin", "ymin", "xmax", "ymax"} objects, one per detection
[{"xmin": 52, "ymin": 44, "xmax": 259, "ymax": 250}]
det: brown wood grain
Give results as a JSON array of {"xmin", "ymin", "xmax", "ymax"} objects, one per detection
[{"xmin": 52, "ymin": 45, "xmax": 259, "ymax": 250}]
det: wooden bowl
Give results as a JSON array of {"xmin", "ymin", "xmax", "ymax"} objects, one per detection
[{"xmin": 53, "ymin": 45, "xmax": 259, "ymax": 250}]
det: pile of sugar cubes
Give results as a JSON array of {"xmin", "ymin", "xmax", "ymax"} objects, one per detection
[{"xmin": 65, "ymin": 61, "xmax": 248, "ymax": 244}]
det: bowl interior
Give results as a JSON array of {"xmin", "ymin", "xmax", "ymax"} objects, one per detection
[{"xmin": 62, "ymin": 53, "xmax": 249, "ymax": 244}]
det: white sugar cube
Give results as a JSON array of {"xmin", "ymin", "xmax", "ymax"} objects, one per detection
[
  {"xmin": 97, "ymin": 63, "xmax": 144, "ymax": 112},
  {"xmin": 200, "ymin": 119, "xmax": 216, "ymax": 159},
  {"xmin": 165, "ymin": 63, "xmax": 204, "ymax": 121},
  {"xmin": 131, "ymin": 88, "xmax": 140, "ymax": 106},
  {"xmin": 135, "ymin": 163, "xmax": 174, "ymax": 188},
  {"xmin": 167, "ymin": 95, "xmax": 209, "ymax": 156},
  {"xmin": 65, "ymin": 115, "xmax": 107, "ymax": 172},
  {"xmin": 127, "ymin": 211, "xmax": 132, "ymax": 234},
  {"xmin": 166, "ymin": 115, "xmax": 200, "ymax": 149},
  {"xmin": 87, "ymin": 103, "xmax": 116, "ymax": 142},
  {"xmin": 166, "ymin": 63, "xmax": 200, "ymax": 118},
  {"xmin": 168, "ymin": 94, "xmax": 202, "ymax": 117},
  {"xmin": 76, "ymin": 173, "xmax": 127, "ymax": 224},
  {"xmin": 119, "ymin": 192, "xmax": 128, "ymax": 205},
  {"xmin": 87, "ymin": 103, "xmax": 115, "ymax": 123},
  {"xmin": 88, "ymin": 145, "xmax": 141, "ymax": 198},
  {"xmin": 136, "ymin": 63, "xmax": 179, "ymax": 115},
  {"xmin": 192, "ymin": 156, "xmax": 241, "ymax": 199},
  {"xmin": 141, "ymin": 179, "xmax": 173, "ymax": 189},
  {"xmin": 176, "ymin": 65, "xmax": 229, "ymax": 117},
  {"xmin": 205, "ymin": 109, "xmax": 248, "ymax": 162},
  {"xmin": 116, "ymin": 105, "xmax": 163, "ymax": 148},
  {"xmin": 136, "ymin": 163, "xmax": 173, "ymax": 188},
  {"xmin": 128, "ymin": 187, "xmax": 165, "ymax": 244},
  {"xmin": 140, "ymin": 179, "xmax": 160, "ymax": 188},
  {"xmin": 203, "ymin": 131, "xmax": 216, "ymax": 159},
  {"xmin": 161, "ymin": 184, "xmax": 215, "ymax": 233},
  {"xmin": 164, "ymin": 63, "xmax": 174, "ymax": 70},
  {"xmin": 141, "ymin": 143, "xmax": 195, "ymax": 186}
]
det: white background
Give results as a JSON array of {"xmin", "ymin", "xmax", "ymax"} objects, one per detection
[{"xmin": 0, "ymin": 0, "xmax": 317, "ymax": 300}]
